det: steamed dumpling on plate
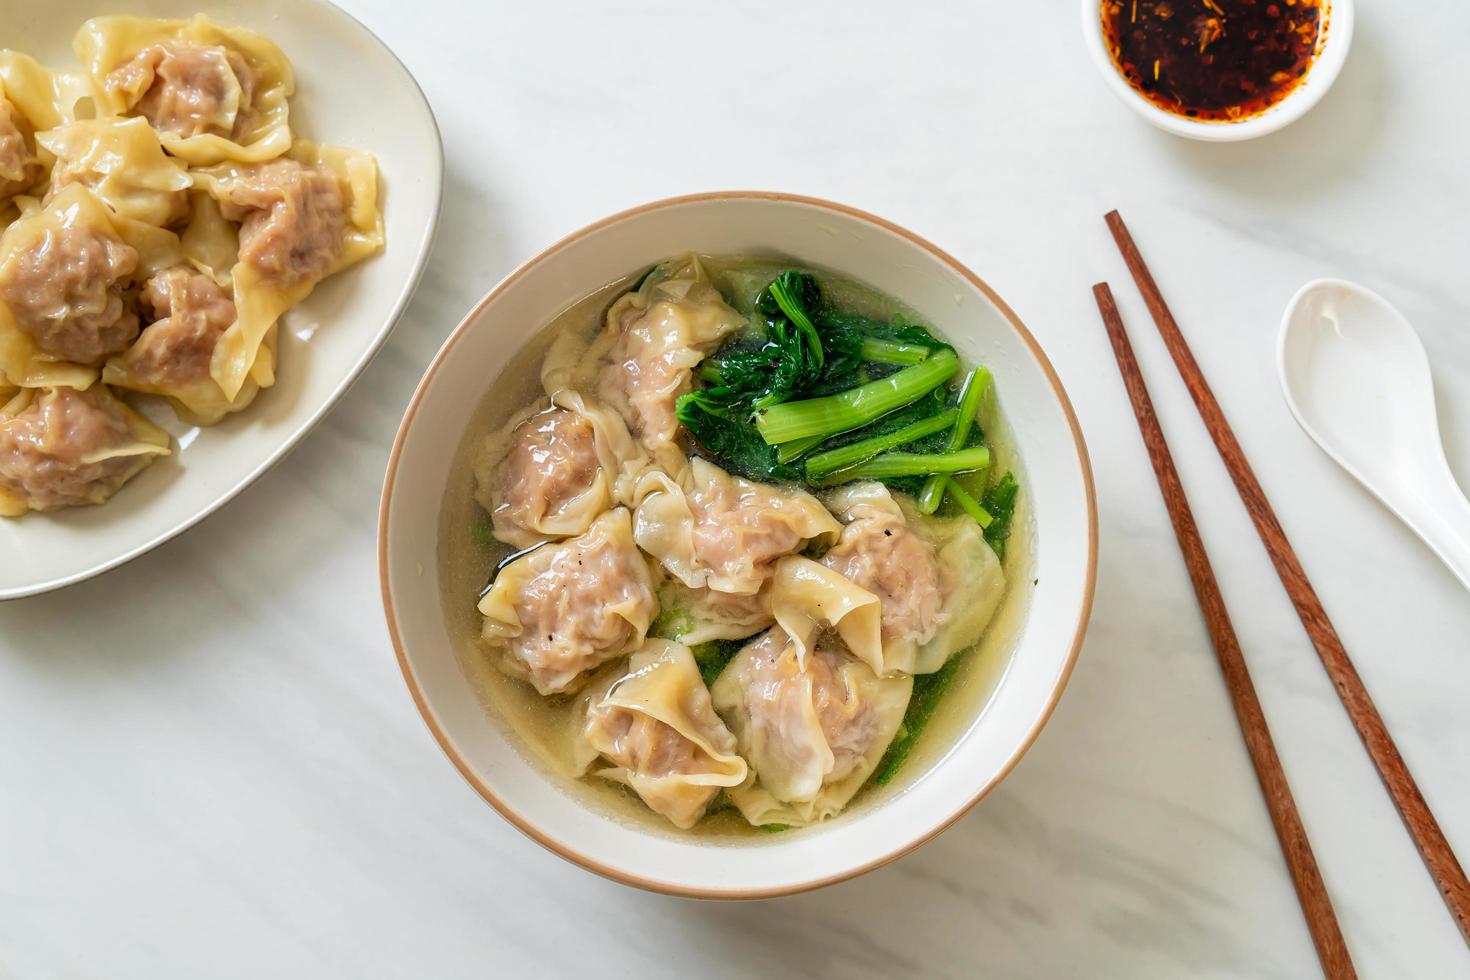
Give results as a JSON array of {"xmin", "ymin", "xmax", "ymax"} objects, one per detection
[
  {"xmin": 74, "ymin": 14, "xmax": 294, "ymax": 165},
  {"xmin": 0, "ymin": 50, "xmax": 91, "ymax": 216},
  {"xmin": 0, "ymin": 13, "xmax": 386, "ymax": 520},
  {"xmin": 0, "ymin": 183, "xmax": 180, "ymax": 385},
  {"xmin": 38, "ymin": 117, "xmax": 192, "ymax": 228},
  {"xmin": 102, "ymin": 264, "xmax": 273, "ymax": 425},
  {"xmin": 191, "ymin": 140, "xmax": 382, "ymax": 400},
  {"xmin": 0, "ymin": 383, "xmax": 170, "ymax": 515}
]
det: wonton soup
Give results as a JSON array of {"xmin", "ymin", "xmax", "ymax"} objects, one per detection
[{"xmin": 439, "ymin": 255, "xmax": 1030, "ymax": 835}]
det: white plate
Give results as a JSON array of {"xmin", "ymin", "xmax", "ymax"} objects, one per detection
[{"xmin": 0, "ymin": 0, "xmax": 442, "ymax": 599}]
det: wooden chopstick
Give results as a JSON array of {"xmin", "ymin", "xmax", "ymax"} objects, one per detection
[
  {"xmin": 1093, "ymin": 283, "xmax": 1355, "ymax": 979},
  {"xmin": 1104, "ymin": 209, "xmax": 1470, "ymax": 949}
]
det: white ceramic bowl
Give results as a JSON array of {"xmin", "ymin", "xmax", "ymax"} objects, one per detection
[
  {"xmin": 1081, "ymin": 0, "xmax": 1354, "ymax": 142},
  {"xmin": 0, "ymin": 0, "xmax": 442, "ymax": 599},
  {"xmin": 379, "ymin": 193, "xmax": 1097, "ymax": 897}
]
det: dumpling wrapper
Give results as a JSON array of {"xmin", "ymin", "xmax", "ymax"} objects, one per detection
[
  {"xmin": 103, "ymin": 265, "xmax": 274, "ymax": 426},
  {"xmin": 711, "ymin": 631, "xmax": 910, "ymax": 827},
  {"xmin": 73, "ymin": 14, "xmax": 294, "ymax": 165},
  {"xmin": 633, "ymin": 456, "xmax": 840, "ymax": 595},
  {"xmin": 581, "ymin": 254, "xmax": 744, "ymax": 473},
  {"xmin": 768, "ymin": 555, "xmax": 885, "ymax": 675},
  {"xmin": 37, "ymin": 117, "xmax": 192, "ymax": 228},
  {"xmin": 576, "ymin": 639, "xmax": 748, "ymax": 829},
  {"xmin": 0, "ymin": 183, "xmax": 180, "ymax": 387},
  {"xmin": 652, "ymin": 572, "xmax": 774, "ymax": 647},
  {"xmin": 906, "ymin": 504, "xmax": 1007, "ymax": 674},
  {"xmin": 822, "ymin": 482, "xmax": 1006, "ymax": 675},
  {"xmin": 472, "ymin": 387, "xmax": 642, "ymax": 550},
  {"xmin": 192, "ymin": 140, "xmax": 382, "ymax": 400},
  {"xmin": 0, "ymin": 50, "xmax": 91, "ymax": 135},
  {"xmin": 178, "ymin": 190, "xmax": 239, "ymax": 286},
  {"xmin": 105, "ymin": 190, "xmax": 267, "ymax": 425},
  {"xmin": 0, "ymin": 384, "xmax": 170, "ymax": 516},
  {"xmin": 539, "ymin": 324, "xmax": 656, "ymax": 505},
  {"xmin": 0, "ymin": 50, "xmax": 92, "ymax": 223},
  {"xmin": 478, "ymin": 507, "xmax": 658, "ymax": 696}
]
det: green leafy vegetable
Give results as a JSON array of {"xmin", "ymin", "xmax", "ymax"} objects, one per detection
[
  {"xmin": 755, "ymin": 349, "xmax": 959, "ymax": 444},
  {"xmin": 874, "ymin": 653, "xmax": 965, "ymax": 786},
  {"xmin": 668, "ymin": 267, "xmax": 1021, "ymax": 552},
  {"xmin": 471, "ymin": 519, "xmax": 495, "ymax": 548},
  {"xmin": 814, "ymin": 445, "xmax": 989, "ymax": 487},
  {"xmin": 803, "ymin": 410, "xmax": 958, "ymax": 481},
  {"xmin": 697, "ymin": 275, "xmax": 951, "ymax": 416},
  {"xmin": 676, "ymin": 392, "xmax": 800, "ymax": 482},
  {"xmin": 815, "ymin": 309, "xmax": 951, "ymax": 354},
  {"xmin": 981, "ymin": 472, "xmax": 1019, "ymax": 559},
  {"xmin": 945, "ymin": 479, "xmax": 993, "ymax": 528},
  {"xmin": 650, "ymin": 607, "xmax": 695, "ymax": 641},
  {"xmin": 696, "ymin": 272, "xmax": 829, "ymax": 413},
  {"xmin": 690, "ymin": 637, "xmax": 751, "ymax": 687},
  {"xmin": 916, "ymin": 366, "xmax": 992, "ymax": 514},
  {"xmin": 761, "ymin": 271, "xmax": 824, "ymax": 374},
  {"xmin": 859, "ymin": 337, "xmax": 931, "ymax": 366},
  {"xmin": 775, "ymin": 433, "xmax": 826, "ymax": 464}
]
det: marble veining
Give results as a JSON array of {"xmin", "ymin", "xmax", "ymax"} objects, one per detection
[{"xmin": 2, "ymin": 1, "xmax": 1468, "ymax": 977}]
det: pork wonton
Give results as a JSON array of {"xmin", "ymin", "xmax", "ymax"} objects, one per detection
[
  {"xmin": 0, "ymin": 184, "xmax": 180, "ymax": 384},
  {"xmin": 478, "ymin": 508, "xmax": 658, "ymax": 695},
  {"xmin": 633, "ymin": 456, "xmax": 840, "ymax": 595},
  {"xmin": 588, "ymin": 256, "xmax": 743, "ymax": 469},
  {"xmin": 102, "ymin": 264, "xmax": 272, "ymax": 425},
  {"xmin": 0, "ymin": 384, "xmax": 169, "ymax": 515},
  {"xmin": 75, "ymin": 14, "xmax": 294, "ymax": 164},
  {"xmin": 711, "ymin": 631, "xmax": 910, "ymax": 827},
  {"xmin": 473, "ymin": 389, "xmax": 641, "ymax": 550},
  {"xmin": 577, "ymin": 640, "xmax": 747, "ymax": 829},
  {"xmin": 192, "ymin": 141, "xmax": 382, "ymax": 400},
  {"xmin": 38, "ymin": 117, "xmax": 192, "ymax": 228}
]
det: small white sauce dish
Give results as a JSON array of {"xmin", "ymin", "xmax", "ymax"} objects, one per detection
[
  {"xmin": 378, "ymin": 192, "xmax": 1098, "ymax": 897},
  {"xmin": 1081, "ymin": 0, "xmax": 1355, "ymax": 142}
]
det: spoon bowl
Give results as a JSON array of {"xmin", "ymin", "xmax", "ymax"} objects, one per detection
[{"xmin": 1279, "ymin": 279, "xmax": 1470, "ymax": 591}]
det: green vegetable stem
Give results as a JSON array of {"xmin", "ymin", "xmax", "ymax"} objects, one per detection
[
  {"xmin": 916, "ymin": 366, "xmax": 991, "ymax": 515},
  {"xmin": 754, "ymin": 349, "xmax": 959, "ymax": 445}
]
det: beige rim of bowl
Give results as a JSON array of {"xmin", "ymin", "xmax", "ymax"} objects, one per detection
[{"xmin": 378, "ymin": 191, "xmax": 1099, "ymax": 899}]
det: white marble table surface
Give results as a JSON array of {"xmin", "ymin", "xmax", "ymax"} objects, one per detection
[{"xmin": 4, "ymin": 2, "xmax": 1468, "ymax": 977}]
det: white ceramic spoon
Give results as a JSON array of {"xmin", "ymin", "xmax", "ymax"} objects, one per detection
[{"xmin": 1279, "ymin": 279, "xmax": 1470, "ymax": 592}]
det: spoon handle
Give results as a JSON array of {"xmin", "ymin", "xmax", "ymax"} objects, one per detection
[{"xmin": 1404, "ymin": 460, "xmax": 1470, "ymax": 593}]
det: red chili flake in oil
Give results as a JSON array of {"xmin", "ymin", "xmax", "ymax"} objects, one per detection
[{"xmin": 1101, "ymin": 0, "xmax": 1325, "ymax": 121}]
